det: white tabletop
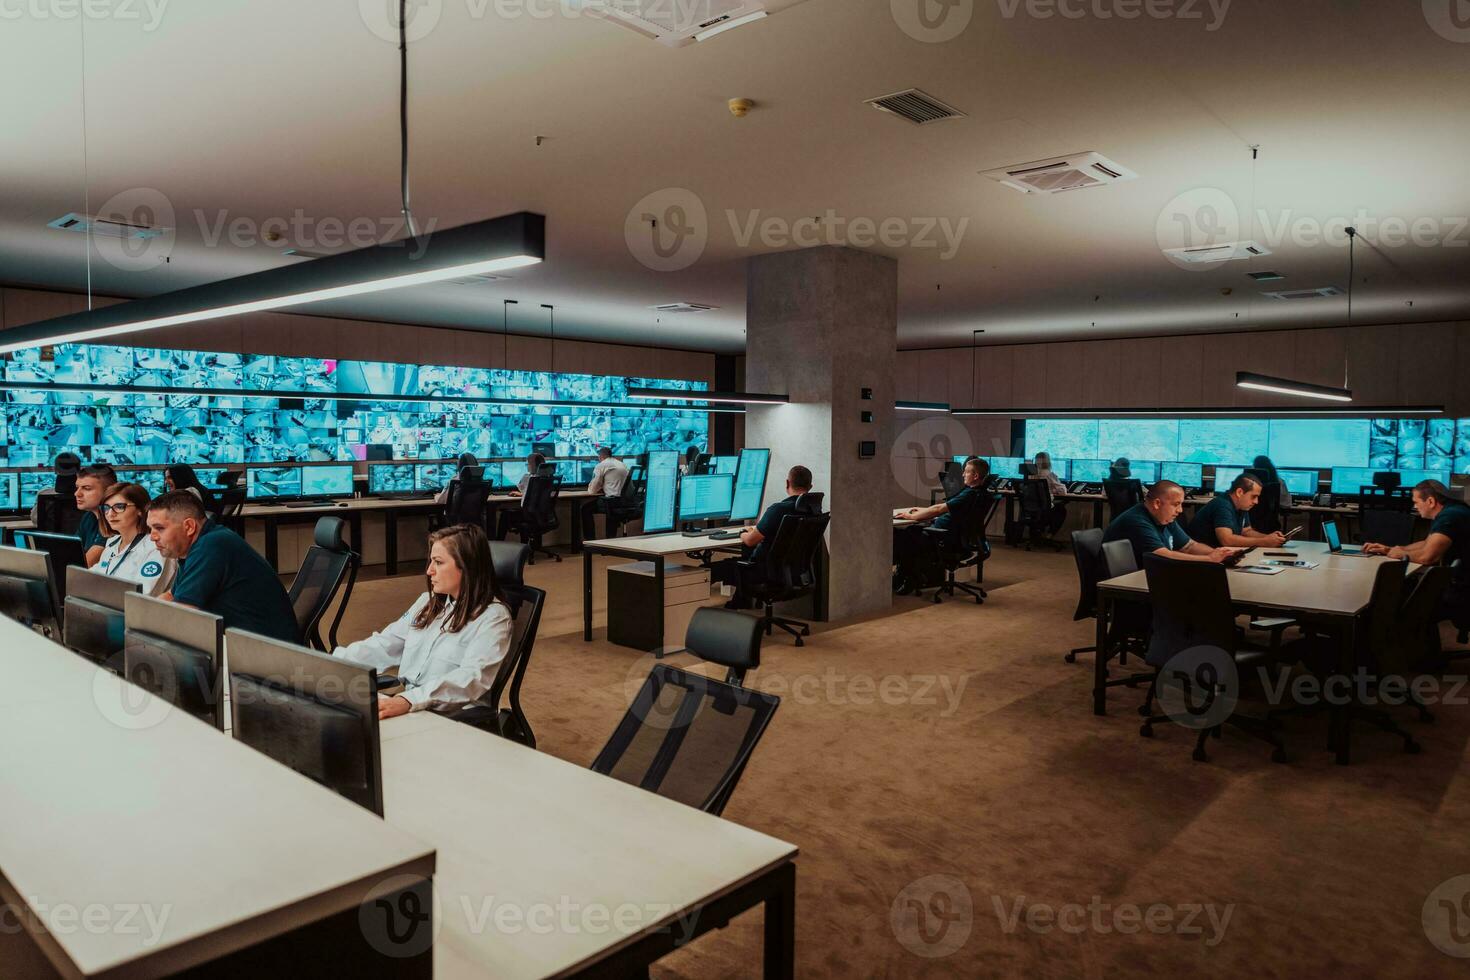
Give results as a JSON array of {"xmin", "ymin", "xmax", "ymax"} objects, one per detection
[
  {"xmin": 584, "ymin": 529, "xmax": 746, "ymax": 557},
  {"xmin": 0, "ymin": 618, "xmax": 436, "ymax": 978},
  {"xmin": 1098, "ymin": 541, "xmax": 1415, "ymax": 617},
  {"xmin": 377, "ymin": 712, "xmax": 797, "ymax": 979}
]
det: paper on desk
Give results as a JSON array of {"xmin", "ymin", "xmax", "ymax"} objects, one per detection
[
  {"xmin": 1263, "ymin": 559, "xmax": 1320, "ymax": 569},
  {"xmin": 1232, "ymin": 565, "xmax": 1284, "ymax": 575}
]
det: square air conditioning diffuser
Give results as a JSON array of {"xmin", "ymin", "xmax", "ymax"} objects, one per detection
[
  {"xmin": 586, "ymin": 0, "xmax": 768, "ymax": 46},
  {"xmin": 981, "ymin": 152, "xmax": 1138, "ymax": 194},
  {"xmin": 1162, "ymin": 241, "xmax": 1273, "ymax": 264},
  {"xmin": 47, "ymin": 211, "xmax": 168, "ymax": 240},
  {"xmin": 1262, "ymin": 286, "xmax": 1345, "ymax": 300}
]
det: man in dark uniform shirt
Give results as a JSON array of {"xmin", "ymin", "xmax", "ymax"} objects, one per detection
[
  {"xmin": 1187, "ymin": 473, "xmax": 1287, "ymax": 548},
  {"xmin": 891, "ymin": 456, "xmax": 990, "ymax": 594},
  {"xmin": 1103, "ymin": 481, "xmax": 1235, "ymax": 568},
  {"xmin": 74, "ymin": 464, "xmax": 118, "ymax": 567},
  {"xmin": 1364, "ymin": 480, "xmax": 1470, "ymax": 624},
  {"xmin": 716, "ymin": 465, "xmax": 815, "ymax": 609}
]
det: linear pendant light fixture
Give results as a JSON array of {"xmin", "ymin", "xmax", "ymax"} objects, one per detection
[
  {"xmin": 1234, "ymin": 371, "xmax": 1353, "ymax": 403},
  {"xmin": 897, "ymin": 400, "xmax": 951, "ymax": 413}
]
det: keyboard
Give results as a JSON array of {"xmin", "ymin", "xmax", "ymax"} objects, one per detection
[
  {"xmin": 281, "ymin": 500, "xmax": 331, "ymax": 508},
  {"xmin": 709, "ymin": 530, "xmax": 742, "ymax": 540},
  {"xmin": 377, "ymin": 493, "xmax": 435, "ymax": 501}
]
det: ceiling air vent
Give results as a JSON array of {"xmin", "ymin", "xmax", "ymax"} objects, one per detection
[
  {"xmin": 981, "ymin": 152, "xmax": 1138, "ymax": 194},
  {"xmin": 587, "ymin": 0, "xmax": 768, "ymax": 46},
  {"xmin": 47, "ymin": 211, "xmax": 168, "ymax": 240},
  {"xmin": 1262, "ymin": 286, "xmax": 1345, "ymax": 300},
  {"xmin": 650, "ymin": 303, "xmax": 718, "ymax": 313},
  {"xmin": 1162, "ymin": 241, "xmax": 1273, "ymax": 264},
  {"xmin": 867, "ymin": 89, "xmax": 965, "ymax": 125},
  {"xmin": 1248, "ymin": 271, "xmax": 1285, "ymax": 281}
]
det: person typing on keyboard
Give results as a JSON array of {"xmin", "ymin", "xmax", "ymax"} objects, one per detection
[{"xmin": 711, "ymin": 465, "xmax": 814, "ymax": 609}]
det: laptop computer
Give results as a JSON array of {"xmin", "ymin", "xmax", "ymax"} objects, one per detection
[{"xmin": 1322, "ymin": 520, "xmax": 1369, "ymax": 556}]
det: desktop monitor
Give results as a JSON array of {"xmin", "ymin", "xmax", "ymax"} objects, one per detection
[
  {"xmin": 730, "ymin": 448, "xmax": 772, "ymax": 523},
  {"xmin": 0, "ymin": 544, "xmax": 60, "ymax": 636},
  {"xmin": 0, "ymin": 472, "xmax": 17, "ymax": 511},
  {"xmin": 301, "ymin": 465, "xmax": 355, "ymax": 500},
  {"xmin": 370, "ymin": 463, "xmax": 416, "ymax": 494},
  {"xmin": 679, "ymin": 474, "xmax": 735, "ymax": 523},
  {"xmin": 14, "ymin": 531, "xmax": 87, "ymax": 604},
  {"xmin": 64, "ymin": 566, "xmax": 141, "ymax": 671},
  {"xmin": 247, "ymin": 466, "xmax": 303, "ymax": 500},
  {"xmin": 227, "ymin": 628, "xmax": 384, "ymax": 816},
  {"xmin": 1128, "ymin": 461, "xmax": 1161, "ymax": 483},
  {"xmin": 642, "ymin": 450, "xmax": 680, "ymax": 533},
  {"xmin": 1214, "ymin": 467, "xmax": 1246, "ymax": 492},
  {"xmin": 709, "ymin": 455, "xmax": 739, "ymax": 476},
  {"xmin": 415, "ymin": 463, "xmax": 458, "ymax": 492},
  {"xmin": 1069, "ymin": 459, "xmax": 1111, "ymax": 483},
  {"xmin": 1280, "ymin": 469, "xmax": 1319, "ymax": 496},
  {"xmin": 986, "ymin": 457, "xmax": 1026, "ymax": 480},
  {"xmin": 1161, "ymin": 462, "xmax": 1204, "ymax": 489},
  {"xmin": 123, "ymin": 592, "xmax": 226, "ymax": 730}
]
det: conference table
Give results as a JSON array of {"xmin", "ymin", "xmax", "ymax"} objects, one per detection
[{"xmin": 1094, "ymin": 541, "xmax": 1416, "ymax": 765}]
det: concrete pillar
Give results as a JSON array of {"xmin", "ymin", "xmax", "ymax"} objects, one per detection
[{"xmin": 744, "ymin": 246, "xmax": 897, "ymax": 622}]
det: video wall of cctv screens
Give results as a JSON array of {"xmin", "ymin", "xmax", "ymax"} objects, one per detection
[
  {"xmin": 1023, "ymin": 417, "xmax": 1470, "ymax": 474},
  {"xmin": 0, "ymin": 344, "xmax": 708, "ymax": 468}
]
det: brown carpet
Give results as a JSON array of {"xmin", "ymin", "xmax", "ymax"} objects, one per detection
[{"xmin": 334, "ymin": 550, "xmax": 1470, "ymax": 978}]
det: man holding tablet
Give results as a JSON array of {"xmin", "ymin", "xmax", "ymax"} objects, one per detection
[{"xmin": 1187, "ymin": 473, "xmax": 1288, "ymax": 549}]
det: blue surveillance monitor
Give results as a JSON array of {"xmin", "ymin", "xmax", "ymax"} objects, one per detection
[
  {"xmin": 709, "ymin": 455, "xmax": 739, "ymax": 476},
  {"xmin": 1214, "ymin": 467, "xmax": 1245, "ymax": 491},
  {"xmin": 987, "ymin": 457, "xmax": 1025, "ymax": 480},
  {"xmin": 0, "ymin": 473, "xmax": 16, "ymax": 510},
  {"xmin": 118, "ymin": 469, "xmax": 167, "ymax": 497},
  {"xmin": 415, "ymin": 463, "xmax": 457, "ymax": 492},
  {"xmin": 247, "ymin": 466, "xmax": 303, "ymax": 500},
  {"xmin": 1070, "ymin": 459, "xmax": 1110, "ymax": 483},
  {"xmin": 1280, "ymin": 469, "xmax": 1319, "ymax": 496},
  {"xmin": 642, "ymin": 450, "xmax": 680, "ymax": 533},
  {"xmin": 730, "ymin": 448, "xmax": 772, "ymax": 523},
  {"xmin": 301, "ymin": 465, "xmax": 354, "ymax": 499},
  {"xmin": 370, "ymin": 463, "xmax": 415, "ymax": 494},
  {"xmin": 1161, "ymin": 462, "xmax": 1204, "ymax": 488},
  {"xmin": 679, "ymin": 474, "xmax": 734, "ymax": 523}
]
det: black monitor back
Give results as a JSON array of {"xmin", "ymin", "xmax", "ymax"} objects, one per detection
[
  {"xmin": 64, "ymin": 566, "xmax": 141, "ymax": 670},
  {"xmin": 0, "ymin": 544, "xmax": 60, "ymax": 636},
  {"xmin": 123, "ymin": 592, "xmax": 225, "ymax": 729},
  {"xmin": 226, "ymin": 628, "xmax": 383, "ymax": 816},
  {"xmin": 15, "ymin": 531, "xmax": 86, "ymax": 604}
]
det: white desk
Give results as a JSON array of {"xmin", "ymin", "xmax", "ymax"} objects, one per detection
[
  {"xmin": 0, "ymin": 616, "xmax": 437, "ymax": 977},
  {"xmin": 581, "ymin": 531, "xmax": 744, "ymax": 646},
  {"xmin": 377, "ymin": 711, "xmax": 797, "ymax": 978}
]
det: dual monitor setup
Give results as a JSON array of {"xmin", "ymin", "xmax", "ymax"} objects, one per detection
[{"xmin": 642, "ymin": 448, "xmax": 770, "ymax": 534}]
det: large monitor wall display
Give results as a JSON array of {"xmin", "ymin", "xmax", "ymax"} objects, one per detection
[
  {"xmin": 1025, "ymin": 417, "xmax": 1470, "ymax": 474},
  {"xmin": 1, "ymin": 344, "xmax": 708, "ymax": 468}
]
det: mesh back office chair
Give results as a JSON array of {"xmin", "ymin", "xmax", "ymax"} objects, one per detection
[
  {"xmin": 216, "ymin": 485, "xmax": 247, "ymax": 533},
  {"xmin": 444, "ymin": 475, "xmax": 494, "ymax": 531},
  {"xmin": 287, "ymin": 517, "xmax": 360, "ymax": 651},
  {"xmin": 1359, "ymin": 507, "xmax": 1415, "ymax": 547},
  {"xmin": 602, "ymin": 477, "xmax": 644, "ymax": 538},
  {"xmin": 592, "ymin": 607, "xmax": 779, "ymax": 817},
  {"xmin": 506, "ymin": 475, "xmax": 562, "ymax": 564},
  {"xmin": 1017, "ymin": 478, "xmax": 1064, "ymax": 551},
  {"xmin": 739, "ymin": 513, "xmax": 831, "ymax": 646},
  {"xmin": 938, "ymin": 463, "xmax": 965, "ymax": 499},
  {"xmin": 452, "ymin": 577, "xmax": 545, "ymax": 748},
  {"xmin": 1103, "ymin": 479, "xmax": 1143, "ymax": 522},
  {"xmin": 920, "ymin": 490, "xmax": 990, "ymax": 604},
  {"xmin": 35, "ymin": 491, "xmax": 83, "ymax": 535},
  {"xmin": 795, "ymin": 492, "xmax": 825, "ymax": 515},
  {"xmin": 1136, "ymin": 556, "xmax": 1290, "ymax": 764},
  {"xmin": 489, "ymin": 540, "xmax": 530, "ymax": 587},
  {"xmin": 1066, "ymin": 528, "xmax": 1106, "ymax": 664}
]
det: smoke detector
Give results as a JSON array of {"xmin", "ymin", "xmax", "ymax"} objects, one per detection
[
  {"xmin": 47, "ymin": 211, "xmax": 168, "ymax": 240},
  {"xmin": 1162, "ymin": 241, "xmax": 1273, "ymax": 264},
  {"xmin": 981, "ymin": 152, "xmax": 1138, "ymax": 194}
]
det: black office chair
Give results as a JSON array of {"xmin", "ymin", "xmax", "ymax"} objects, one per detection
[
  {"xmin": 287, "ymin": 516, "xmax": 360, "ymax": 651},
  {"xmin": 938, "ymin": 462, "xmax": 964, "ymax": 499},
  {"xmin": 217, "ymin": 485, "xmax": 247, "ymax": 534},
  {"xmin": 795, "ymin": 492, "xmax": 825, "ymax": 515},
  {"xmin": 1066, "ymin": 528, "xmax": 1106, "ymax": 663},
  {"xmin": 444, "ymin": 475, "xmax": 494, "ymax": 531},
  {"xmin": 505, "ymin": 475, "xmax": 561, "ymax": 564},
  {"xmin": 1359, "ymin": 484, "xmax": 1413, "ymax": 513},
  {"xmin": 739, "ymin": 513, "xmax": 830, "ymax": 646},
  {"xmin": 1017, "ymin": 478, "xmax": 1064, "ymax": 551},
  {"xmin": 1248, "ymin": 481, "xmax": 1285, "ymax": 535},
  {"xmin": 602, "ymin": 477, "xmax": 645, "ymax": 538},
  {"xmin": 452, "ymin": 577, "xmax": 545, "ymax": 749},
  {"xmin": 489, "ymin": 540, "xmax": 530, "ymax": 587},
  {"xmin": 1401, "ymin": 566, "xmax": 1457, "ymax": 719},
  {"xmin": 1136, "ymin": 556, "xmax": 1291, "ymax": 764},
  {"xmin": 921, "ymin": 490, "xmax": 990, "ymax": 604},
  {"xmin": 591, "ymin": 607, "xmax": 779, "ymax": 817},
  {"xmin": 35, "ymin": 492, "xmax": 83, "ymax": 535},
  {"xmin": 1093, "ymin": 538, "xmax": 1154, "ymax": 685},
  {"xmin": 1103, "ymin": 479, "xmax": 1143, "ymax": 522},
  {"xmin": 1359, "ymin": 508, "xmax": 1415, "ymax": 548}
]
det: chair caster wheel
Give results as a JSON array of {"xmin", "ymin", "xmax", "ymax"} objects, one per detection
[
  {"xmin": 794, "ymin": 637, "xmax": 804, "ymax": 648},
  {"xmin": 931, "ymin": 594, "xmax": 941, "ymax": 604},
  {"xmin": 1192, "ymin": 747, "xmax": 1209, "ymax": 762},
  {"xmin": 1406, "ymin": 740, "xmax": 1422, "ymax": 755},
  {"xmin": 1065, "ymin": 652, "xmax": 1077, "ymax": 664},
  {"xmin": 1137, "ymin": 704, "xmax": 1150, "ymax": 717},
  {"xmin": 1271, "ymin": 747, "xmax": 1287, "ymax": 764},
  {"xmin": 1139, "ymin": 724, "xmax": 1153, "ymax": 738}
]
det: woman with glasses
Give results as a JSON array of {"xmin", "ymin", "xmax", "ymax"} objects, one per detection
[{"xmin": 96, "ymin": 482, "xmax": 177, "ymax": 596}]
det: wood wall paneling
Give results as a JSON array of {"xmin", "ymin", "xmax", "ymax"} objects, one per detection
[
  {"xmin": 975, "ymin": 345, "xmax": 1013, "ymax": 410},
  {"xmin": 1115, "ymin": 337, "xmax": 1161, "ymax": 404},
  {"xmin": 894, "ymin": 350, "xmax": 919, "ymax": 402},
  {"xmin": 1011, "ymin": 346, "xmax": 1047, "ymax": 409},
  {"xmin": 1346, "ymin": 325, "xmax": 1401, "ymax": 406},
  {"xmin": 1083, "ymin": 339, "xmax": 1122, "ymax": 409},
  {"xmin": 1156, "ymin": 335, "xmax": 1203, "ymax": 408}
]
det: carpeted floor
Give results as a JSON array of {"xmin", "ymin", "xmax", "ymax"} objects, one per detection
[{"xmin": 331, "ymin": 548, "xmax": 1470, "ymax": 978}]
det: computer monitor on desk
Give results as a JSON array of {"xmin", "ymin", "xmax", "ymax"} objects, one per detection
[
  {"xmin": 1279, "ymin": 469, "xmax": 1319, "ymax": 497},
  {"xmin": 1128, "ymin": 461, "xmax": 1161, "ymax": 483},
  {"xmin": 13, "ymin": 530, "xmax": 87, "ymax": 603},
  {"xmin": 300, "ymin": 465, "xmax": 355, "ymax": 500},
  {"xmin": 369, "ymin": 463, "xmax": 416, "ymax": 495},
  {"xmin": 0, "ymin": 544, "xmax": 60, "ymax": 636},
  {"xmin": 709, "ymin": 455, "xmax": 739, "ymax": 476},
  {"xmin": 227, "ymin": 629, "xmax": 384, "ymax": 816},
  {"xmin": 1161, "ymin": 462, "xmax": 1204, "ymax": 490},
  {"xmin": 986, "ymin": 457, "xmax": 1025, "ymax": 480},
  {"xmin": 64, "ymin": 566, "xmax": 140, "ymax": 671},
  {"xmin": 679, "ymin": 474, "xmax": 734, "ymax": 525},
  {"xmin": 730, "ymin": 448, "xmax": 772, "ymax": 523},
  {"xmin": 1214, "ymin": 466, "xmax": 1245, "ymax": 492},
  {"xmin": 642, "ymin": 450, "xmax": 680, "ymax": 533},
  {"xmin": 123, "ymin": 592, "xmax": 226, "ymax": 730},
  {"xmin": 1070, "ymin": 459, "xmax": 1111, "ymax": 484},
  {"xmin": 415, "ymin": 463, "xmax": 458, "ymax": 493},
  {"xmin": 247, "ymin": 466, "xmax": 304, "ymax": 501},
  {"xmin": 0, "ymin": 472, "xmax": 18, "ymax": 511}
]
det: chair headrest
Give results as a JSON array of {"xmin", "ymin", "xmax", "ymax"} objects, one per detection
[
  {"xmin": 313, "ymin": 516, "xmax": 348, "ymax": 551},
  {"xmin": 795, "ymin": 492, "xmax": 824, "ymax": 515},
  {"xmin": 685, "ymin": 607, "xmax": 762, "ymax": 672},
  {"xmin": 489, "ymin": 541, "xmax": 529, "ymax": 587}
]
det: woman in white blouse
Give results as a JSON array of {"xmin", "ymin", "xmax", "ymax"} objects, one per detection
[
  {"xmin": 96, "ymin": 483, "xmax": 177, "ymax": 596},
  {"xmin": 333, "ymin": 523, "xmax": 513, "ymax": 719}
]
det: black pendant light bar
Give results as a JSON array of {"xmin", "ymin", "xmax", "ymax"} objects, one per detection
[
  {"xmin": 626, "ymin": 387, "xmax": 789, "ymax": 405},
  {"xmin": 0, "ymin": 212, "xmax": 546, "ymax": 355},
  {"xmin": 896, "ymin": 400, "xmax": 951, "ymax": 413},
  {"xmin": 1235, "ymin": 371, "xmax": 1353, "ymax": 403},
  {"xmin": 949, "ymin": 405, "xmax": 1442, "ymax": 418}
]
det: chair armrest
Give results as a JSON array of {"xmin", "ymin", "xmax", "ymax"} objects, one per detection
[{"xmin": 374, "ymin": 674, "xmax": 403, "ymax": 692}]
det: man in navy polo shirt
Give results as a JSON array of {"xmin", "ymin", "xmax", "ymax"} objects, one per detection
[
  {"xmin": 1187, "ymin": 473, "xmax": 1287, "ymax": 549},
  {"xmin": 1104, "ymin": 481, "xmax": 1235, "ymax": 568},
  {"xmin": 74, "ymin": 464, "xmax": 117, "ymax": 567},
  {"xmin": 1365, "ymin": 480, "xmax": 1470, "ymax": 624},
  {"xmin": 146, "ymin": 490, "xmax": 298, "ymax": 642}
]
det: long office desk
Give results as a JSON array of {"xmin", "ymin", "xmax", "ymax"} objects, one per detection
[
  {"xmin": 0, "ymin": 615, "xmax": 437, "ymax": 977},
  {"xmin": 377, "ymin": 711, "xmax": 798, "ymax": 978},
  {"xmin": 1095, "ymin": 541, "xmax": 1415, "ymax": 764},
  {"xmin": 582, "ymin": 531, "xmax": 743, "ymax": 646}
]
